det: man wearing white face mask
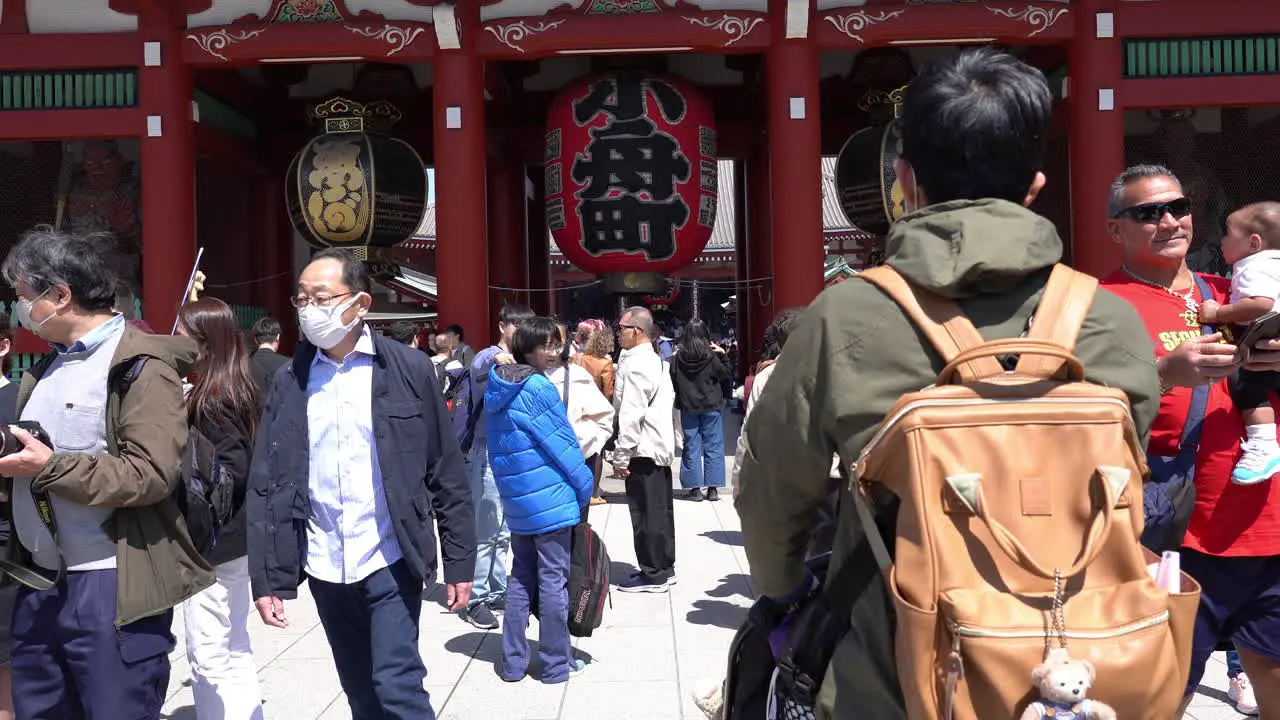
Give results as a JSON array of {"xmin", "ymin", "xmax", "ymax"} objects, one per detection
[
  {"xmin": 0, "ymin": 227, "xmax": 211, "ymax": 720},
  {"xmin": 247, "ymin": 249, "xmax": 475, "ymax": 720}
]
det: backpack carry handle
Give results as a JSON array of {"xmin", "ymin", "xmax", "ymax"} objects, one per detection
[
  {"xmin": 937, "ymin": 339, "xmax": 1085, "ymax": 385},
  {"xmin": 945, "ymin": 467, "xmax": 1118, "ymax": 580}
]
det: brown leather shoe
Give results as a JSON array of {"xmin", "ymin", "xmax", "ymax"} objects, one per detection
[{"xmin": 589, "ymin": 496, "xmax": 607, "ymax": 506}]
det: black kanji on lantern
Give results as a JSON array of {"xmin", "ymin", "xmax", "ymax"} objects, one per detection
[{"xmin": 570, "ymin": 74, "xmax": 692, "ymax": 261}]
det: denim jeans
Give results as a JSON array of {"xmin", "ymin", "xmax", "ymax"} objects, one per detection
[
  {"xmin": 680, "ymin": 410, "xmax": 726, "ymax": 488},
  {"xmin": 500, "ymin": 528, "xmax": 573, "ymax": 683},
  {"xmin": 469, "ymin": 439, "xmax": 510, "ymax": 608},
  {"xmin": 1227, "ymin": 648, "xmax": 1243, "ymax": 679}
]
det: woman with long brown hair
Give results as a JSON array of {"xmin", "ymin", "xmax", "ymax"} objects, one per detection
[
  {"xmin": 572, "ymin": 319, "xmax": 616, "ymax": 505},
  {"xmin": 176, "ymin": 297, "xmax": 264, "ymax": 720}
]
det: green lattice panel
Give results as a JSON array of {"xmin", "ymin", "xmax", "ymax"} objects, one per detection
[
  {"xmin": 1125, "ymin": 36, "xmax": 1280, "ymax": 78},
  {"xmin": 0, "ymin": 69, "xmax": 137, "ymax": 111}
]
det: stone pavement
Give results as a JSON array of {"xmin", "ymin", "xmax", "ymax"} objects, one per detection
[{"xmin": 157, "ymin": 461, "xmax": 1242, "ymax": 719}]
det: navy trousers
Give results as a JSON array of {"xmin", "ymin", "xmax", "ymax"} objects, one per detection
[
  {"xmin": 310, "ymin": 560, "xmax": 434, "ymax": 720},
  {"xmin": 11, "ymin": 568, "xmax": 174, "ymax": 720}
]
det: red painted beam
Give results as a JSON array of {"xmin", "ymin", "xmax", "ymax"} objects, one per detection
[
  {"xmin": 1119, "ymin": 76, "xmax": 1280, "ymax": 109},
  {"xmin": 816, "ymin": 1, "xmax": 1072, "ymax": 49},
  {"xmin": 0, "ymin": 33, "xmax": 141, "ymax": 70},
  {"xmin": 1117, "ymin": 0, "xmax": 1280, "ymax": 39},
  {"xmin": 479, "ymin": 11, "xmax": 769, "ymax": 59},
  {"xmin": 183, "ymin": 21, "xmax": 434, "ymax": 67},
  {"xmin": 0, "ymin": 109, "xmax": 144, "ymax": 140}
]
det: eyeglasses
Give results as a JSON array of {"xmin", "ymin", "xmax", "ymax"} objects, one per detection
[
  {"xmin": 1111, "ymin": 197, "xmax": 1192, "ymax": 224},
  {"xmin": 289, "ymin": 292, "xmax": 353, "ymax": 309},
  {"xmin": 618, "ymin": 323, "xmax": 638, "ymax": 332}
]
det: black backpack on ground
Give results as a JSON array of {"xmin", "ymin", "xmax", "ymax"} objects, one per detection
[{"xmin": 117, "ymin": 357, "xmax": 234, "ymax": 558}]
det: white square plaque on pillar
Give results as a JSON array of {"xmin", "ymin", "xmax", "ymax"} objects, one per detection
[
  {"xmin": 147, "ymin": 115, "xmax": 163, "ymax": 137},
  {"xmin": 1098, "ymin": 88, "xmax": 1115, "ymax": 111},
  {"xmin": 446, "ymin": 107, "xmax": 462, "ymax": 129},
  {"xmin": 1096, "ymin": 12, "xmax": 1115, "ymax": 39},
  {"xmin": 789, "ymin": 97, "xmax": 806, "ymax": 120},
  {"xmin": 144, "ymin": 41, "xmax": 162, "ymax": 67}
]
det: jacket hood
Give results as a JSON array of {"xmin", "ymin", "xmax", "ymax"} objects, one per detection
[
  {"xmin": 883, "ymin": 198, "xmax": 1063, "ymax": 299},
  {"xmin": 487, "ymin": 363, "xmax": 539, "ymax": 412},
  {"xmin": 117, "ymin": 325, "xmax": 199, "ymax": 377},
  {"xmin": 675, "ymin": 352, "xmax": 714, "ymax": 373}
]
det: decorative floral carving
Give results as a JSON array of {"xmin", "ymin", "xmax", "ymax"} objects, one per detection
[
  {"xmin": 986, "ymin": 5, "xmax": 1070, "ymax": 37},
  {"xmin": 483, "ymin": 19, "xmax": 567, "ymax": 53},
  {"xmin": 684, "ymin": 15, "xmax": 765, "ymax": 47},
  {"xmin": 823, "ymin": 10, "xmax": 906, "ymax": 44},
  {"xmin": 345, "ymin": 24, "xmax": 426, "ymax": 57},
  {"xmin": 186, "ymin": 28, "xmax": 266, "ymax": 62}
]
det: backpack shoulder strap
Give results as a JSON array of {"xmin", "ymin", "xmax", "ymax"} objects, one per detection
[
  {"xmin": 105, "ymin": 356, "xmax": 151, "ymax": 457},
  {"xmin": 1016, "ymin": 264, "xmax": 1098, "ymax": 377},
  {"xmin": 859, "ymin": 265, "xmax": 1003, "ymax": 381}
]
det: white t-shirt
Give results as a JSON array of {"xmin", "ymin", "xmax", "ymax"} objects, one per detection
[{"xmin": 1229, "ymin": 249, "xmax": 1280, "ymax": 304}]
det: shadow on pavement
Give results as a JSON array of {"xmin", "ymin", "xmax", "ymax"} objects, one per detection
[
  {"xmin": 705, "ymin": 573, "xmax": 753, "ymax": 601},
  {"xmin": 685, "ymin": 598, "xmax": 748, "ymax": 630},
  {"xmin": 700, "ymin": 530, "xmax": 742, "ymax": 546},
  {"xmin": 163, "ymin": 707, "xmax": 196, "ymax": 720}
]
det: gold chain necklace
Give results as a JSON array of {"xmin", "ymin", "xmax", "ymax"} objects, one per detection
[{"xmin": 1122, "ymin": 266, "xmax": 1202, "ymax": 328}]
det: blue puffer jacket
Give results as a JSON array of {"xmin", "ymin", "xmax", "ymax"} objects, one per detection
[{"xmin": 484, "ymin": 364, "xmax": 594, "ymax": 535}]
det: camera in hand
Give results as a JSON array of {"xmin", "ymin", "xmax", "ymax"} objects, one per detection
[{"xmin": 0, "ymin": 421, "xmax": 52, "ymax": 457}]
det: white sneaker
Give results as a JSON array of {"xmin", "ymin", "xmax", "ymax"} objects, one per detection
[
  {"xmin": 1232, "ymin": 440, "xmax": 1280, "ymax": 485},
  {"xmin": 1229, "ymin": 673, "xmax": 1259, "ymax": 716}
]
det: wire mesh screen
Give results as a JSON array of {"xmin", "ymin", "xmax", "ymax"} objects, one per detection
[
  {"xmin": 1121, "ymin": 108, "xmax": 1280, "ymax": 277},
  {"xmin": 0, "ymin": 139, "xmax": 143, "ymax": 310}
]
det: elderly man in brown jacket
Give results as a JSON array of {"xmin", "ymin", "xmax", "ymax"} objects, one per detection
[{"xmin": 0, "ymin": 226, "xmax": 210, "ymax": 720}]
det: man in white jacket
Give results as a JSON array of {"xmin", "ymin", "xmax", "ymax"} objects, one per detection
[{"xmin": 612, "ymin": 307, "xmax": 677, "ymax": 593}]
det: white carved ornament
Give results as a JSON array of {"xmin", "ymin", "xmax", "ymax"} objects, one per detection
[
  {"xmin": 684, "ymin": 15, "xmax": 765, "ymax": 47},
  {"xmin": 823, "ymin": 9, "xmax": 905, "ymax": 44},
  {"xmin": 186, "ymin": 28, "xmax": 266, "ymax": 61},
  {"xmin": 484, "ymin": 19, "xmax": 566, "ymax": 53},
  {"xmin": 346, "ymin": 24, "xmax": 427, "ymax": 56},
  {"xmin": 986, "ymin": 5, "xmax": 1070, "ymax": 38}
]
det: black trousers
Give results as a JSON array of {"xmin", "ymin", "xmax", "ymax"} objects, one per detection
[
  {"xmin": 1229, "ymin": 367, "xmax": 1280, "ymax": 412},
  {"xmin": 625, "ymin": 457, "xmax": 676, "ymax": 583}
]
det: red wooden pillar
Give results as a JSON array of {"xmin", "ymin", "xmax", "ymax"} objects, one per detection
[
  {"xmin": 433, "ymin": 3, "xmax": 489, "ymax": 344},
  {"xmin": 138, "ymin": 7, "xmax": 196, "ymax": 332},
  {"xmin": 765, "ymin": 0, "xmax": 824, "ymax": 310},
  {"xmin": 487, "ymin": 156, "xmax": 528, "ymax": 318},
  {"xmin": 745, "ymin": 132, "xmax": 774, "ymax": 364},
  {"xmin": 526, "ymin": 165, "xmax": 551, "ymax": 316},
  {"xmin": 1069, "ymin": 0, "xmax": 1124, "ymax": 277},
  {"xmin": 733, "ymin": 157, "xmax": 750, "ymax": 379}
]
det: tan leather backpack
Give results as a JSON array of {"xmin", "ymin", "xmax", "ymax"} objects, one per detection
[{"xmin": 852, "ymin": 264, "xmax": 1200, "ymax": 720}]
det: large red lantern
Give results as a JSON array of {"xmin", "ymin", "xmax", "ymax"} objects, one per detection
[{"xmin": 545, "ymin": 72, "xmax": 718, "ymax": 294}]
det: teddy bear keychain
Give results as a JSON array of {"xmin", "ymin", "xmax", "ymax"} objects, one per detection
[
  {"xmin": 1019, "ymin": 648, "xmax": 1118, "ymax": 720},
  {"xmin": 1021, "ymin": 572, "xmax": 1118, "ymax": 720}
]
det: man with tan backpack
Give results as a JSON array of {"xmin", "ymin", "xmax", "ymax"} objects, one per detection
[{"xmin": 735, "ymin": 48, "xmax": 1186, "ymax": 719}]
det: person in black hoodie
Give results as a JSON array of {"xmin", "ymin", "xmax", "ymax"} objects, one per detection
[
  {"xmin": 176, "ymin": 297, "xmax": 265, "ymax": 720},
  {"xmin": 671, "ymin": 320, "xmax": 728, "ymax": 501}
]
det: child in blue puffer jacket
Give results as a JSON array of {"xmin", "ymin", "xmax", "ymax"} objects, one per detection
[{"xmin": 484, "ymin": 317, "xmax": 595, "ymax": 684}]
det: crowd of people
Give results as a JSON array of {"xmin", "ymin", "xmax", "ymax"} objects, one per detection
[{"xmin": 0, "ymin": 44, "xmax": 1271, "ymax": 720}]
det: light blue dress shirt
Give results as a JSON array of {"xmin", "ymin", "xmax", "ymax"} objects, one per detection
[{"xmin": 304, "ymin": 327, "xmax": 402, "ymax": 585}]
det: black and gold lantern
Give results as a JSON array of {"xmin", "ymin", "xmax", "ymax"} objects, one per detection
[
  {"xmin": 285, "ymin": 97, "xmax": 427, "ymax": 270},
  {"xmin": 834, "ymin": 85, "xmax": 908, "ymax": 238}
]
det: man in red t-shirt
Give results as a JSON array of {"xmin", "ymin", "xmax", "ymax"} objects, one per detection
[{"xmin": 1100, "ymin": 164, "xmax": 1280, "ymax": 715}]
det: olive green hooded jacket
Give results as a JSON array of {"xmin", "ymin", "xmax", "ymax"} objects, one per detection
[
  {"xmin": 735, "ymin": 199, "xmax": 1160, "ymax": 719},
  {"xmin": 5, "ymin": 325, "xmax": 214, "ymax": 627}
]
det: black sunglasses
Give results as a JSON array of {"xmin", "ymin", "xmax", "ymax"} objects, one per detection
[{"xmin": 1112, "ymin": 197, "xmax": 1192, "ymax": 223}]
